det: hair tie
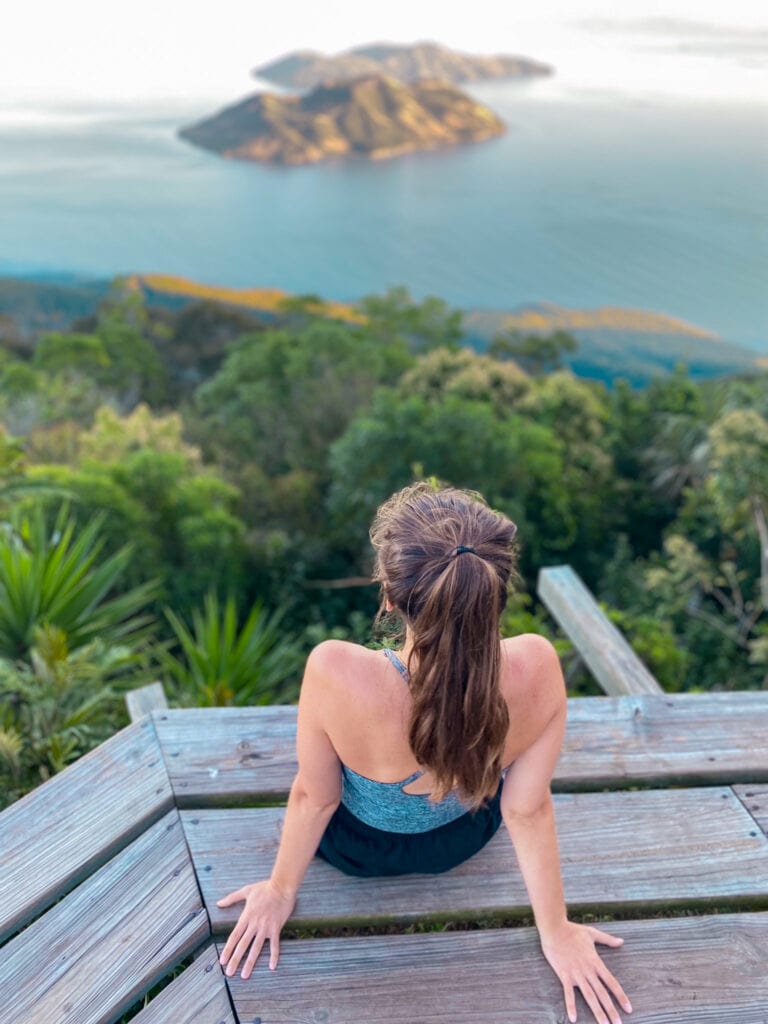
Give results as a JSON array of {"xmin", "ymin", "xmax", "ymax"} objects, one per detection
[{"xmin": 454, "ymin": 545, "xmax": 477, "ymax": 556}]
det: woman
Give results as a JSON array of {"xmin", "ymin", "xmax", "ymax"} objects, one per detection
[{"xmin": 216, "ymin": 483, "xmax": 632, "ymax": 1024}]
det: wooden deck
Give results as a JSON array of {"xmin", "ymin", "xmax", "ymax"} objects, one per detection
[{"xmin": 2, "ymin": 565, "xmax": 768, "ymax": 1023}]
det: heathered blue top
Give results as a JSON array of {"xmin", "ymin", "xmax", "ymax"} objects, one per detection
[{"xmin": 340, "ymin": 648, "xmax": 509, "ymax": 834}]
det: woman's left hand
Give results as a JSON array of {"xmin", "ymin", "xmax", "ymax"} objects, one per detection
[
  {"xmin": 540, "ymin": 919, "xmax": 632, "ymax": 1024},
  {"xmin": 216, "ymin": 879, "xmax": 296, "ymax": 978}
]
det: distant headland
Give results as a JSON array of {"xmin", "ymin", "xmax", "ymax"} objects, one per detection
[
  {"xmin": 252, "ymin": 40, "xmax": 553, "ymax": 90},
  {"xmin": 178, "ymin": 41, "xmax": 552, "ymax": 166},
  {"xmin": 1, "ymin": 272, "xmax": 761, "ymax": 388}
]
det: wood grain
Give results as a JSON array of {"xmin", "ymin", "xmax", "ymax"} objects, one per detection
[
  {"xmin": 560, "ymin": 692, "xmax": 768, "ymax": 787},
  {"xmin": 537, "ymin": 564, "xmax": 664, "ymax": 695},
  {"xmin": 0, "ymin": 808, "xmax": 209, "ymax": 1024},
  {"xmin": 182, "ymin": 787, "xmax": 768, "ymax": 930},
  {"xmin": 734, "ymin": 784, "xmax": 768, "ymax": 837},
  {"xmin": 130, "ymin": 941, "xmax": 235, "ymax": 1024},
  {"xmin": 126, "ymin": 681, "xmax": 169, "ymax": 723},
  {"xmin": 220, "ymin": 911, "xmax": 768, "ymax": 1024},
  {"xmin": 152, "ymin": 693, "xmax": 768, "ymax": 805},
  {"xmin": 0, "ymin": 718, "xmax": 173, "ymax": 945}
]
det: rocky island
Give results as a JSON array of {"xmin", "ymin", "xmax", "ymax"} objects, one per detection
[
  {"xmin": 253, "ymin": 40, "xmax": 553, "ymax": 89},
  {"xmin": 178, "ymin": 75, "xmax": 505, "ymax": 166}
]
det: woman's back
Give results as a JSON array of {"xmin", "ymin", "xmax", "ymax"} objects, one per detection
[
  {"xmin": 312, "ymin": 633, "xmax": 558, "ymax": 832},
  {"xmin": 340, "ymin": 648, "xmax": 485, "ymax": 832}
]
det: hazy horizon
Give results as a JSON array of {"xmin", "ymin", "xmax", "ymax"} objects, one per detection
[{"xmin": 4, "ymin": 2, "xmax": 768, "ymax": 109}]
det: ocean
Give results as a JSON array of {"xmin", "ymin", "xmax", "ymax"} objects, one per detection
[{"xmin": 0, "ymin": 73, "xmax": 766, "ymax": 350}]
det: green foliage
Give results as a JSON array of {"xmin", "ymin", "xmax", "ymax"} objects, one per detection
[
  {"xmin": 327, "ymin": 384, "xmax": 610, "ymax": 578},
  {"xmin": 0, "ymin": 428, "xmax": 68, "ymax": 511},
  {"xmin": 603, "ymin": 605, "xmax": 689, "ymax": 692},
  {"xmin": 194, "ymin": 319, "xmax": 412, "ymax": 476},
  {"xmin": 91, "ymin": 286, "xmax": 169, "ymax": 406},
  {"xmin": 400, "ymin": 346, "xmax": 531, "ymax": 413},
  {"xmin": 160, "ymin": 591, "xmax": 302, "ymax": 706},
  {"xmin": 0, "ymin": 623, "xmax": 141, "ymax": 808},
  {"xmin": 24, "ymin": 405, "xmax": 248, "ymax": 614},
  {"xmin": 357, "ymin": 286, "xmax": 464, "ymax": 353},
  {"xmin": 33, "ymin": 332, "xmax": 112, "ymax": 374},
  {"xmin": 634, "ymin": 402, "xmax": 767, "ymax": 689},
  {"xmin": 0, "ymin": 503, "xmax": 158, "ymax": 661},
  {"xmin": 708, "ymin": 408, "xmax": 768, "ymax": 523},
  {"xmin": 489, "ymin": 328, "xmax": 578, "ymax": 375}
]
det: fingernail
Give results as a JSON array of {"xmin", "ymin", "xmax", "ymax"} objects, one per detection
[{"xmin": 625, "ymin": 1002, "xmax": 632, "ymax": 1013}]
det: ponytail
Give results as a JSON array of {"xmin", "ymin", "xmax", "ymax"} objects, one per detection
[{"xmin": 370, "ymin": 483, "xmax": 519, "ymax": 811}]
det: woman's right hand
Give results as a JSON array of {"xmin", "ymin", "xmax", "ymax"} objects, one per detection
[{"xmin": 216, "ymin": 878, "xmax": 296, "ymax": 979}]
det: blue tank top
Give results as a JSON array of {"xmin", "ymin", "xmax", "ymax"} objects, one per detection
[{"xmin": 340, "ymin": 648, "xmax": 507, "ymax": 834}]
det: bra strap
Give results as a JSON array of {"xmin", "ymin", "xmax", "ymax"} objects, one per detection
[
  {"xmin": 383, "ymin": 647, "xmax": 409, "ymax": 679},
  {"xmin": 382, "ymin": 651, "xmax": 424, "ymax": 783}
]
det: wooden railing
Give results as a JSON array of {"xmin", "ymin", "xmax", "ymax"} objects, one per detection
[{"xmin": 537, "ymin": 564, "xmax": 664, "ymax": 696}]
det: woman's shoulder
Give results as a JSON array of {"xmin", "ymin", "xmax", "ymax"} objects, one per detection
[
  {"xmin": 502, "ymin": 632, "xmax": 560, "ymax": 665},
  {"xmin": 500, "ymin": 633, "xmax": 566, "ymax": 710},
  {"xmin": 304, "ymin": 639, "xmax": 384, "ymax": 689}
]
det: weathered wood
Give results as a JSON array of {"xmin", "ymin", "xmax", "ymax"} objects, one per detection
[
  {"xmin": 183, "ymin": 787, "xmax": 768, "ymax": 930},
  {"xmin": 561, "ymin": 692, "xmax": 768, "ymax": 788},
  {"xmin": 219, "ymin": 911, "xmax": 768, "ymax": 1023},
  {"xmin": 126, "ymin": 680, "xmax": 169, "ymax": 723},
  {"xmin": 0, "ymin": 718, "xmax": 173, "ymax": 945},
  {"xmin": 154, "ymin": 706, "xmax": 297, "ymax": 804},
  {"xmin": 130, "ymin": 941, "xmax": 235, "ymax": 1024},
  {"xmin": 153, "ymin": 693, "xmax": 768, "ymax": 805},
  {"xmin": 537, "ymin": 564, "xmax": 664, "ymax": 695},
  {"xmin": 1, "ymin": 809, "xmax": 209, "ymax": 1024},
  {"xmin": 733, "ymin": 784, "xmax": 768, "ymax": 837}
]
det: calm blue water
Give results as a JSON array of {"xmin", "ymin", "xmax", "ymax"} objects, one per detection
[{"xmin": 0, "ymin": 78, "xmax": 766, "ymax": 349}]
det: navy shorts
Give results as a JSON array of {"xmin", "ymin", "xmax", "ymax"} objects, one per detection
[{"xmin": 315, "ymin": 778, "xmax": 504, "ymax": 877}]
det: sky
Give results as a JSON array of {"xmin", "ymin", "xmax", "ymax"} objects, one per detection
[{"xmin": 2, "ymin": 0, "xmax": 767, "ymax": 107}]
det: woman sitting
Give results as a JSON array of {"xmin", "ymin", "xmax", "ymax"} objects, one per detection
[{"xmin": 217, "ymin": 482, "xmax": 632, "ymax": 1024}]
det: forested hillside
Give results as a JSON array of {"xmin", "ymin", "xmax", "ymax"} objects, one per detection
[{"xmin": 0, "ymin": 276, "xmax": 766, "ymax": 806}]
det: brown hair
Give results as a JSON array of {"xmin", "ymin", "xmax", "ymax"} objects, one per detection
[{"xmin": 370, "ymin": 481, "xmax": 520, "ymax": 811}]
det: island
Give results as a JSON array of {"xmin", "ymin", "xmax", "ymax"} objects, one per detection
[
  {"xmin": 177, "ymin": 75, "xmax": 506, "ymax": 166},
  {"xmin": 253, "ymin": 40, "xmax": 553, "ymax": 90}
]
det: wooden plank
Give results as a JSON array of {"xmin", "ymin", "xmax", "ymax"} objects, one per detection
[
  {"xmin": 126, "ymin": 681, "xmax": 169, "ymax": 723},
  {"xmin": 130, "ymin": 941, "xmax": 236, "ymax": 1024},
  {"xmin": 733, "ymin": 784, "xmax": 768, "ymax": 837},
  {"xmin": 561, "ymin": 692, "xmax": 768, "ymax": 788},
  {"xmin": 1, "ymin": 808, "xmax": 209, "ymax": 1024},
  {"xmin": 154, "ymin": 706, "xmax": 297, "ymax": 804},
  {"xmin": 182, "ymin": 787, "xmax": 768, "ymax": 930},
  {"xmin": 219, "ymin": 911, "xmax": 768, "ymax": 1023},
  {"xmin": 537, "ymin": 564, "xmax": 664, "ymax": 695},
  {"xmin": 0, "ymin": 718, "xmax": 173, "ymax": 945},
  {"xmin": 154, "ymin": 693, "xmax": 768, "ymax": 805}
]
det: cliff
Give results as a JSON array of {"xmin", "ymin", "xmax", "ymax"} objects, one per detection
[
  {"xmin": 253, "ymin": 40, "xmax": 553, "ymax": 89},
  {"xmin": 177, "ymin": 75, "xmax": 505, "ymax": 165}
]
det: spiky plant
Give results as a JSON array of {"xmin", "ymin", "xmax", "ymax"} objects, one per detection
[
  {"xmin": 161, "ymin": 591, "xmax": 302, "ymax": 706},
  {"xmin": 0, "ymin": 502, "xmax": 158, "ymax": 660}
]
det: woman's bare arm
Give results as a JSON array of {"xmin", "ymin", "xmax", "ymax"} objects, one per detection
[
  {"xmin": 269, "ymin": 642, "xmax": 344, "ymax": 897},
  {"xmin": 500, "ymin": 637, "xmax": 632, "ymax": 1024},
  {"xmin": 216, "ymin": 641, "xmax": 343, "ymax": 977}
]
